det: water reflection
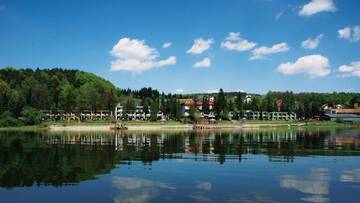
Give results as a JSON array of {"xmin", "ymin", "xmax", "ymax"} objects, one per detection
[
  {"xmin": 340, "ymin": 169, "xmax": 360, "ymax": 183},
  {"xmin": 112, "ymin": 176, "xmax": 175, "ymax": 203},
  {"xmin": 0, "ymin": 128, "xmax": 359, "ymax": 189},
  {"xmin": 280, "ymin": 168, "xmax": 330, "ymax": 203}
]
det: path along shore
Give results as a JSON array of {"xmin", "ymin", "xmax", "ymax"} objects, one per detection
[{"xmin": 49, "ymin": 123, "xmax": 306, "ymax": 132}]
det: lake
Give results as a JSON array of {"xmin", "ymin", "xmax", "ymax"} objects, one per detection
[{"xmin": 0, "ymin": 128, "xmax": 360, "ymax": 203}]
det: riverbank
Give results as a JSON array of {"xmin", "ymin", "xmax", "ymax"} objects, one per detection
[{"xmin": 0, "ymin": 120, "xmax": 359, "ymax": 132}]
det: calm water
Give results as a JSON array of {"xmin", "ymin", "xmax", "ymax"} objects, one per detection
[{"xmin": 0, "ymin": 129, "xmax": 360, "ymax": 203}]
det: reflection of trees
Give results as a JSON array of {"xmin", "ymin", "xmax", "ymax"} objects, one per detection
[
  {"xmin": 0, "ymin": 132, "xmax": 119, "ymax": 189},
  {"xmin": 0, "ymin": 128, "xmax": 359, "ymax": 188}
]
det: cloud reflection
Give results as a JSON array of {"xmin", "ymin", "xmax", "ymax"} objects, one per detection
[
  {"xmin": 227, "ymin": 193, "xmax": 279, "ymax": 203},
  {"xmin": 280, "ymin": 169, "xmax": 330, "ymax": 203},
  {"xmin": 196, "ymin": 181, "xmax": 212, "ymax": 191},
  {"xmin": 340, "ymin": 169, "xmax": 360, "ymax": 183},
  {"xmin": 112, "ymin": 177, "xmax": 175, "ymax": 203}
]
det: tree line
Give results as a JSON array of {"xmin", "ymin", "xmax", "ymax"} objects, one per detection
[
  {"xmin": 1, "ymin": 67, "xmax": 360, "ymax": 126},
  {"xmin": 211, "ymin": 89, "xmax": 360, "ymax": 120}
]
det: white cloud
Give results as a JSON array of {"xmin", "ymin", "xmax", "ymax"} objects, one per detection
[
  {"xmin": 175, "ymin": 88, "xmax": 184, "ymax": 94},
  {"xmin": 338, "ymin": 26, "xmax": 360, "ymax": 42},
  {"xmin": 276, "ymin": 55, "xmax": 331, "ymax": 78},
  {"xmin": 301, "ymin": 34, "xmax": 324, "ymax": 49},
  {"xmin": 162, "ymin": 42, "xmax": 172, "ymax": 48},
  {"xmin": 221, "ymin": 32, "xmax": 257, "ymax": 52},
  {"xmin": 187, "ymin": 38, "xmax": 213, "ymax": 54},
  {"xmin": 275, "ymin": 10, "xmax": 285, "ymax": 21},
  {"xmin": 250, "ymin": 43, "xmax": 289, "ymax": 60},
  {"xmin": 299, "ymin": 0, "xmax": 336, "ymax": 16},
  {"xmin": 110, "ymin": 38, "xmax": 176, "ymax": 73},
  {"xmin": 193, "ymin": 58, "xmax": 211, "ymax": 68},
  {"xmin": 337, "ymin": 61, "xmax": 360, "ymax": 77}
]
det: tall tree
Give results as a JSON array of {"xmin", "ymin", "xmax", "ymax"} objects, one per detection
[
  {"xmin": 215, "ymin": 89, "xmax": 226, "ymax": 118},
  {"xmin": 150, "ymin": 100, "xmax": 159, "ymax": 121},
  {"xmin": 202, "ymin": 96, "xmax": 210, "ymax": 114}
]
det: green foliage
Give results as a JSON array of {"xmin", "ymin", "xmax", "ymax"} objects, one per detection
[
  {"xmin": 58, "ymin": 79, "xmax": 76, "ymax": 111},
  {"xmin": 0, "ymin": 111, "xmax": 18, "ymax": 127},
  {"xmin": 0, "ymin": 79, "xmax": 12, "ymax": 114},
  {"xmin": 235, "ymin": 92, "xmax": 245, "ymax": 113},
  {"xmin": 215, "ymin": 89, "xmax": 226, "ymax": 119},
  {"xmin": 202, "ymin": 96, "xmax": 210, "ymax": 114},
  {"xmin": 0, "ymin": 68, "xmax": 119, "ymax": 117},
  {"xmin": 150, "ymin": 101, "xmax": 159, "ymax": 121},
  {"xmin": 1, "ymin": 67, "xmax": 360, "ymax": 124},
  {"xmin": 20, "ymin": 106, "xmax": 42, "ymax": 125}
]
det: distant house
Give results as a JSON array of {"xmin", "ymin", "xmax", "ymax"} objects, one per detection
[
  {"xmin": 177, "ymin": 98, "xmax": 213, "ymax": 117},
  {"xmin": 80, "ymin": 110, "xmax": 112, "ymax": 120},
  {"xmin": 324, "ymin": 108, "xmax": 360, "ymax": 121},
  {"xmin": 245, "ymin": 95, "xmax": 252, "ymax": 104},
  {"xmin": 177, "ymin": 98, "xmax": 196, "ymax": 117},
  {"xmin": 41, "ymin": 110, "xmax": 77, "ymax": 121},
  {"xmin": 115, "ymin": 104, "xmax": 124, "ymax": 120}
]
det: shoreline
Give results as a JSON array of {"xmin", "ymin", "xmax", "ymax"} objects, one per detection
[
  {"xmin": 48, "ymin": 122, "xmax": 343, "ymax": 132},
  {"xmin": 0, "ymin": 121, "xmax": 358, "ymax": 132}
]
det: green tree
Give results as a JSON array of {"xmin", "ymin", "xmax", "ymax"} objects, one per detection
[
  {"xmin": 215, "ymin": 89, "xmax": 226, "ymax": 119},
  {"xmin": 0, "ymin": 111, "xmax": 18, "ymax": 127},
  {"xmin": 20, "ymin": 106, "xmax": 42, "ymax": 125},
  {"xmin": 59, "ymin": 79, "xmax": 76, "ymax": 111},
  {"xmin": 7, "ymin": 90, "xmax": 26, "ymax": 117},
  {"xmin": 150, "ymin": 101, "xmax": 159, "ymax": 121},
  {"xmin": 202, "ymin": 96, "xmax": 210, "ymax": 114},
  {"xmin": 0, "ymin": 79, "xmax": 11, "ymax": 114},
  {"xmin": 235, "ymin": 92, "xmax": 245, "ymax": 113}
]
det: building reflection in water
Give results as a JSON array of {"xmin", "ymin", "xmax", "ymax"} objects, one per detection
[
  {"xmin": 0, "ymin": 128, "xmax": 359, "ymax": 188},
  {"xmin": 43, "ymin": 129, "xmax": 360, "ymax": 163}
]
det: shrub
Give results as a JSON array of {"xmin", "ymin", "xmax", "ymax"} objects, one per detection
[
  {"xmin": 0, "ymin": 111, "xmax": 18, "ymax": 127},
  {"xmin": 19, "ymin": 106, "xmax": 42, "ymax": 125}
]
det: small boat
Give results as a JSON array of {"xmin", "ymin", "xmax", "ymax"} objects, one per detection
[{"xmin": 110, "ymin": 123, "xmax": 128, "ymax": 130}]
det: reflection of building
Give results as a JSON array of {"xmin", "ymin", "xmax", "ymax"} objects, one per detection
[
  {"xmin": 324, "ymin": 108, "xmax": 360, "ymax": 121},
  {"xmin": 243, "ymin": 111, "xmax": 297, "ymax": 120},
  {"xmin": 43, "ymin": 128, "xmax": 360, "ymax": 165}
]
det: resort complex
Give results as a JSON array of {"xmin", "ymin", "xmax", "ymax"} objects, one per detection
[{"xmin": 39, "ymin": 96, "xmax": 360, "ymax": 122}]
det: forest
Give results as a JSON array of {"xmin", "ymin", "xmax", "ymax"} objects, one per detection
[{"xmin": 0, "ymin": 67, "xmax": 360, "ymax": 127}]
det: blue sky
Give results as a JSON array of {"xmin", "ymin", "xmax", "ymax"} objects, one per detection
[{"xmin": 0, "ymin": 0, "xmax": 359, "ymax": 94}]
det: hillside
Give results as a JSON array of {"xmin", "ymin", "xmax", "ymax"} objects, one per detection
[{"xmin": 0, "ymin": 67, "xmax": 118, "ymax": 117}]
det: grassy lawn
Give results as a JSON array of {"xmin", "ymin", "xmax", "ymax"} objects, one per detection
[{"xmin": 0, "ymin": 125, "xmax": 49, "ymax": 131}]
